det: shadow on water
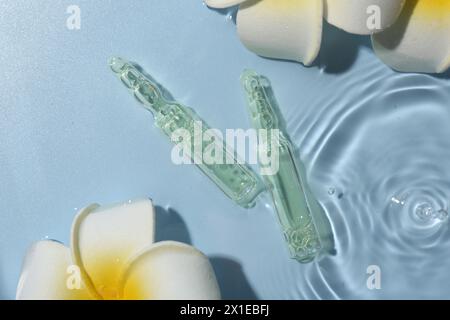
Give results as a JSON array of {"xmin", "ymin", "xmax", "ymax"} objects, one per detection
[
  {"xmin": 210, "ymin": 256, "xmax": 258, "ymax": 300},
  {"xmin": 259, "ymin": 75, "xmax": 336, "ymax": 256},
  {"xmin": 316, "ymin": 21, "xmax": 372, "ymax": 74},
  {"xmin": 434, "ymin": 69, "xmax": 450, "ymax": 80},
  {"xmin": 154, "ymin": 206, "xmax": 258, "ymax": 299},
  {"xmin": 155, "ymin": 206, "xmax": 192, "ymax": 244}
]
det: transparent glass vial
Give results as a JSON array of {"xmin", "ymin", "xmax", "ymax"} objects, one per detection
[
  {"xmin": 109, "ymin": 58, "xmax": 263, "ymax": 208},
  {"xmin": 241, "ymin": 69, "xmax": 334, "ymax": 262}
]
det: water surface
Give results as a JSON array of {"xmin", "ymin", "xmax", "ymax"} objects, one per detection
[{"xmin": 0, "ymin": 0, "xmax": 449, "ymax": 299}]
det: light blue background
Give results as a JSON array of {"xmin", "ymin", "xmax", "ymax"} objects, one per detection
[
  {"xmin": 2, "ymin": 0, "xmax": 449, "ymax": 300},
  {"xmin": 1, "ymin": 0, "xmax": 300, "ymax": 299}
]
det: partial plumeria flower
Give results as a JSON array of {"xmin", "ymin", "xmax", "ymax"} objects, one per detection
[
  {"xmin": 16, "ymin": 199, "xmax": 221, "ymax": 300},
  {"xmin": 205, "ymin": 0, "xmax": 449, "ymax": 73}
]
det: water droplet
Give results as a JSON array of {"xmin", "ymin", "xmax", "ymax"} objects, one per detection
[
  {"xmin": 415, "ymin": 202, "xmax": 434, "ymax": 221},
  {"xmin": 391, "ymin": 196, "xmax": 405, "ymax": 206},
  {"xmin": 437, "ymin": 209, "xmax": 448, "ymax": 221}
]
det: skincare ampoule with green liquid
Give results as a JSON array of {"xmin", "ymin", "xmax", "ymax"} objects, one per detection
[
  {"xmin": 109, "ymin": 57, "xmax": 264, "ymax": 208},
  {"xmin": 241, "ymin": 69, "xmax": 334, "ymax": 262}
]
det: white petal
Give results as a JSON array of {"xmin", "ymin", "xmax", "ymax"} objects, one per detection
[
  {"xmin": 121, "ymin": 241, "xmax": 220, "ymax": 300},
  {"xmin": 71, "ymin": 199, "xmax": 155, "ymax": 299},
  {"xmin": 205, "ymin": 0, "xmax": 248, "ymax": 9},
  {"xmin": 16, "ymin": 241, "xmax": 92, "ymax": 300},
  {"xmin": 236, "ymin": 0, "xmax": 323, "ymax": 65},
  {"xmin": 372, "ymin": 0, "xmax": 450, "ymax": 73},
  {"xmin": 325, "ymin": 0, "xmax": 405, "ymax": 35}
]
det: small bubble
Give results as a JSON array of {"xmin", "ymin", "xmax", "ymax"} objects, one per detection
[
  {"xmin": 437, "ymin": 209, "xmax": 448, "ymax": 221},
  {"xmin": 391, "ymin": 196, "xmax": 405, "ymax": 206},
  {"xmin": 328, "ymin": 187, "xmax": 336, "ymax": 196},
  {"xmin": 415, "ymin": 202, "xmax": 434, "ymax": 221}
]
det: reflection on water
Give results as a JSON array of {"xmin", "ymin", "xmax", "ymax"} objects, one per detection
[
  {"xmin": 2, "ymin": 1, "xmax": 449, "ymax": 299},
  {"xmin": 267, "ymin": 56, "xmax": 450, "ymax": 299},
  {"xmin": 193, "ymin": 7, "xmax": 450, "ymax": 299}
]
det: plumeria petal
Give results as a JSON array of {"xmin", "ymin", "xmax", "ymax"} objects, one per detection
[
  {"xmin": 121, "ymin": 241, "xmax": 220, "ymax": 300},
  {"xmin": 16, "ymin": 240, "xmax": 92, "ymax": 300},
  {"xmin": 372, "ymin": 0, "xmax": 450, "ymax": 73},
  {"xmin": 71, "ymin": 199, "xmax": 155, "ymax": 299},
  {"xmin": 324, "ymin": 0, "xmax": 405, "ymax": 35},
  {"xmin": 204, "ymin": 0, "xmax": 248, "ymax": 9},
  {"xmin": 236, "ymin": 0, "xmax": 323, "ymax": 65}
]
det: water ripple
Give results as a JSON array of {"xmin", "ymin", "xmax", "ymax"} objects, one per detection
[{"xmin": 277, "ymin": 60, "xmax": 450, "ymax": 299}]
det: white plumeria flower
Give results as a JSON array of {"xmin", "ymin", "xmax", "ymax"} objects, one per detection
[
  {"xmin": 372, "ymin": 0, "xmax": 450, "ymax": 73},
  {"xmin": 16, "ymin": 199, "xmax": 221, "ymax": 300},
  {"xmin": 205, "ymin": 0, "xmax": 449, "ymax": 73}
]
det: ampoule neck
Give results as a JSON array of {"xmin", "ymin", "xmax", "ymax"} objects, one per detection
[
  {"xmin": 142, "ymin": 99, "xmax": 167, "ymax": 115},
  {"xmin": 133, "ymin": 80, "xmax": 166, "ymax": 115}
]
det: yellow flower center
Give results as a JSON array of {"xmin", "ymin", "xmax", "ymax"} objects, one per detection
[
  {"xmin": 81, "ymin": 253, "xmax": 146, "ymax": 300},
  {"xmin": 410, "ymin": 0, "xmax": 450, "ymax": 19}
]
